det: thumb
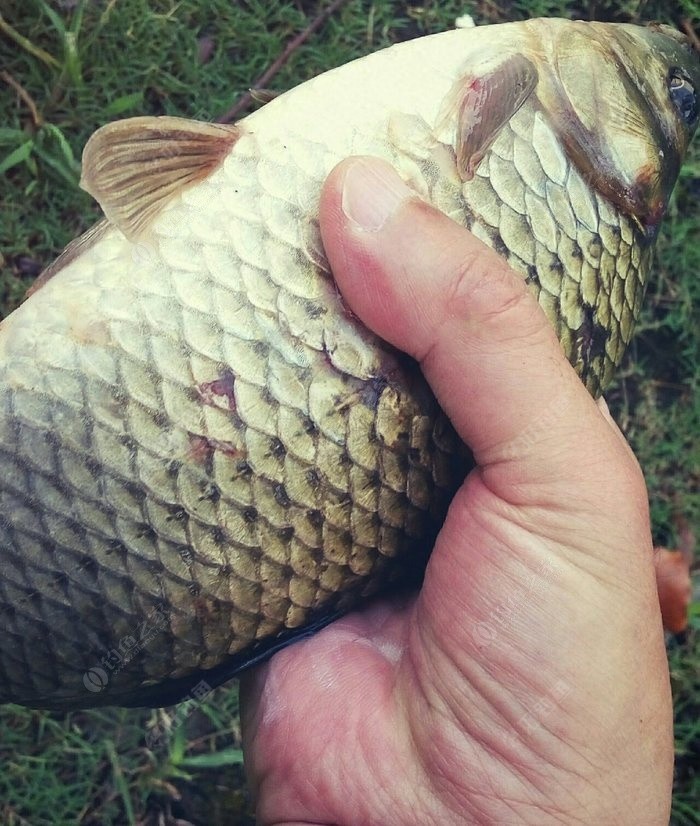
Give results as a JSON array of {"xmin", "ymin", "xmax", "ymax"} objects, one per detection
[
  {"xmin": 319, "ymin": 156, "xmax": 638, "ymax": 504},
  {"xmin": 315, "ymin": 158, "xmax": 671, "ymax": 825}
]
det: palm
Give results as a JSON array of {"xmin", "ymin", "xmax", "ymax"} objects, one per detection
[{"xmin": 241, "ymin": 468, "xmax": 663, "ymax": 825}]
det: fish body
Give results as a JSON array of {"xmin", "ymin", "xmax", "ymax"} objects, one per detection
[{"xmin": 0, "ymin": 19, "xmax": 697, "ymax": 709}]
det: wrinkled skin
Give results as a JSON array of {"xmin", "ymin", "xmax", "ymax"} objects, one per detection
[{"xmin": 240, "ymin": 158, "xmax": 673, "ymax": 825}]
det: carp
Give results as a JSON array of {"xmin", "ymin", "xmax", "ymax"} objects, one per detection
[{"xmin": 0, "ymin": 19, "xmax": 697, "ymax": 709}]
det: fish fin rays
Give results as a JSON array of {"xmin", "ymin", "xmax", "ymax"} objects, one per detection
[
  {"xmin": 441, "ymin": 53, "xmax": 538, "ymax": 181},
  {"xmin": 26, "ymin": 219, "xmax": 111, "ymax": 298},
  {"xmin": 80, "ymin": 116, "xmax": 240, "ymax": 240}
]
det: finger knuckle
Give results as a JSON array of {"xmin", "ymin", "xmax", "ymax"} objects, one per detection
[{"xmin": 445, "ymin": 246, "xmax": 547, "ymax": 343}]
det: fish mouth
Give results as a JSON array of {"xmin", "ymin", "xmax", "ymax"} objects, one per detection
[
  {"xmin": 628, "ymin": 170, "xmax": 674, "ymax": 243},
  {"xmin": 632, "ymin": 213, "xmax": 663, "ymax": 243}
]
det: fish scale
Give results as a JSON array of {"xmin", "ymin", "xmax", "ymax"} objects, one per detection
[
  {"xmin": 0, "ymin": 136, "xmax": 460, "ymax": 699},
  {"xmin": 0, "ymin": 19, "xmax": 698, "ymax": 708},
  {"xmin": 460, "ymin": 105, "xmax": 651, "ymax": 389}
]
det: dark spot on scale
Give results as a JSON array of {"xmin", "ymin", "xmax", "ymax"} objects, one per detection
[
  {"xmin": 124, "ymin": 481, "xmax": 146, "ymax": 502},
  {"xmin": 306, "ymin": 469, "xmax": 321, "ymax": 489},
  {"xmin": 119, "ymin": 434, "xmax": 136, "ymax": 451},
  {"xmin": 304, "ymin": 300, "xmax": 326, "ymax": 320},
  {"xmin": 278, "ymin": 525, "xmax": 294, "ymax": 542},
  {"xmin": 152, "ymin": 411, "xmax": 168, "ymax": 427},
  {"xmin": 278, "ymin": 564, "xmax": 294, "ymax": 583},
  {"xmin": 52, "ymin": 572, "xmax": 69, "ymax": 589},
  {"xmin": 408, "ymin": 447, "xmax": 422, "ymax": 464},
  {"xmin": 364, "ymin": 469, "xmax": 381, "ymax": 491},
  {"xmin": 577, "ymin": 306, "xmax": 609, "ymax": 366},
  {"xmin": 243, "ymin": 506, "xmax": 258, "ymax": 523},
  {"xmin": 85, "ymin": 456, "xmax": 101, "ymax": 474},
  {"xmin": 236, "ymin": 460, "xmax": 252, "ymax": 477},
  {"xmin": 105, "ymin": 539, "xmax": 125, "ymax": 556},
  {"xmin": 273, "ymin": 483, "xmax": 290, "ymax": 507},
  {"xmin": 202, "ymin": 484, "xmax": 220, "ymax": 503},
  {"xmin": 76, "ymin": 556, "xmax": 98, "ymax": 577},
  {"xmin": 269, "ymin": 437, "xmax": 286, "ymax": 459},
  {"xmin": 360, "ymin": 376, "xmax": 388, "ymax": 410},
  {"xmin": 211, "ymin": 526, "xmax": 227, "ymax": 545},
  {"xmin": 166, "ymin": 506, "xmax": 188, "ymax": 522},
  {"xmin": 525, "ymin": 266, "xmax": 539, "ymax": 285},
  {"xmin": 219, "ymin": 564, "xmax": 232, "ymax": 577},
  {"xmin": 307, "ymin": 509, "xmax": 324, "ymax": 528},
  {"xmin": 302, "ymin": 416, "xmax": 317, "ymax": 436},
  {"xmin": 111, "ymin": 387, "xmax": 127, "ymax": 405},
  {"xmin": 587, "ymin": 238, "xmax": 602, "ymax": 260},
  {"xmin": 45, "ymin": 431, "xmax": 60, "ymax": 448},
  {"xmin": 136, "ymin": 524, "xmax": 157, "ymax": 541},
  {"xmin": 570, "ymin": 241, "xmax": 583, "ymax": 260},
  {"xmin": 307, "ymin": 544, "xmax": 325, "ymax": 564},
  {"xmin": 492, "ymin": 233, "xmax": 508, "ymax": 256}
]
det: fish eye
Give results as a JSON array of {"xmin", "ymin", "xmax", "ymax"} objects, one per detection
[{"xmin": 668, "ymin": 68, "xmax": 698, "ymax": 125}]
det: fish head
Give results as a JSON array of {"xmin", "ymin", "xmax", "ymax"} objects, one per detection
[{"xmin": 531, "ymin": 20, "xmax": 699, "ymax": 240}]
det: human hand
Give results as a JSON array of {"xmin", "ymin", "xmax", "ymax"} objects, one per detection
[{"xmin": 240, "ymin": 157, "xmax": 673, "ymax": 825}]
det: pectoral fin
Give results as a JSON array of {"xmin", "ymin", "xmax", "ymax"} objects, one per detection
[
  {"xmin": 80, "ymin": 116, "xmax": 240, "ymax": 239},
  {"xmin": 448, "ymin": 54, "xmax": 538, "ymax": 181}
]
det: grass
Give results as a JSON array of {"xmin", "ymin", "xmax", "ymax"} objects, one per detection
[{"xmin": 0, "ymin": 0, "xmax": 698, "ymax": 823}]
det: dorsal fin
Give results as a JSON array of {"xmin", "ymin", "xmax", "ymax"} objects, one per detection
[
  {"xmin": 26, "ymin": 219, "xmax": 110, "ymax": 298},
  {"xmin": 80, "ymin": 116, "xmax": 240, "ymax": 239}
]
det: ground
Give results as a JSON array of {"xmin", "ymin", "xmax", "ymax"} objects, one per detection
[{"xmin": 0, "ymin": 1, "xmax": 698, "ymax": 824}]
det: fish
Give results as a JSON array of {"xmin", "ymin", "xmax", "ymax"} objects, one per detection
[{"xmin": 0, "ymin": 18, "xmax": 697, "ymax": 710}]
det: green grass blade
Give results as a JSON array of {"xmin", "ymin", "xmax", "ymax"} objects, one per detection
[
  {"xmin": 0, "ymin": 12, "xmax": 60, "ymax": 68},
  {"xmin": 0, "ymin": 127, "xmax": 27, "ymax": 144},
  {"xmin": 104, "ymin": 739, "xmax": 137, "ymax": 826},
  {"xmin": 36, "ymin": 0, "xmax": 67, "ymax": 37},
  {"xmin": 178, "ymin": 746, "xmax": 245, "ymax": 769},
  {"xmin": 104, "ymin": 92, "xmax": 144, "ymax": 116},
  {"xmin": 0, "ymin": 140, "xmax": 33, "ymax": 175},
  {"xmin": 42, "ymin": 123, "xmax": 80, "ymax": 169}
]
